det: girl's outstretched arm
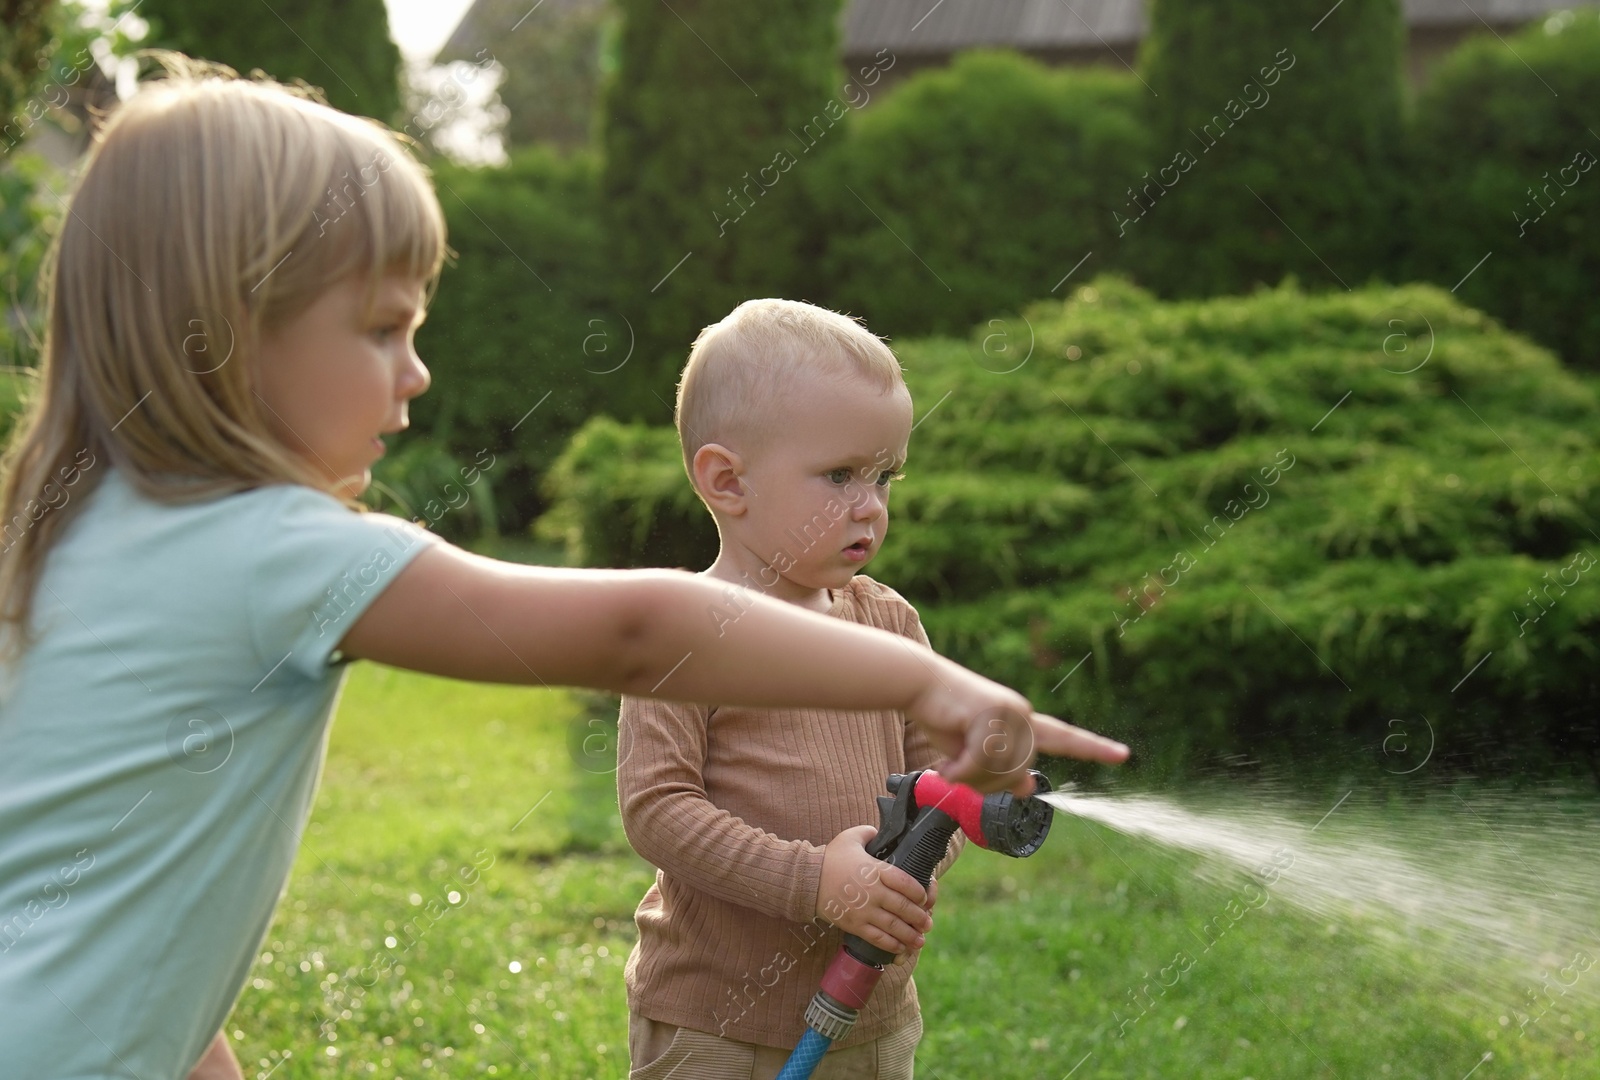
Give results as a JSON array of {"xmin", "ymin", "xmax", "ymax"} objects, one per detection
[{"xmin": 339, "ymin": 544, "xmax": 1127, "ymax": 792}]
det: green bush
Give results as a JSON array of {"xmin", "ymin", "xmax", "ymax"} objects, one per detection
[
  {"xmin": 896, "ymin": 277, "xmax": 1600, "ymax": 779},
  {"xmin": 1406, "ymin": 11, "xmax": 1600, "ymax": 370},
  {"xmin": 1129, "ymin": 0, "xmax": 1406, "ymax": 299},
  {"xmin": 400, "ymin": 148, "xmax": 620, "ymax": 536},
  {"xmin": 0, "ymin": 151, "xmax": 57, "ymax": 367},
  {"xmin": 365, "ymin": 439, "xmax": 498, "ymax": 545},
  {"xmin": 807, "ymin": 50, "xmax": 1148, "ymax": 339},
  {"xmin": 0, "ymin": 366, "xmax": 35, "ymax": 447},
  {"xmin": 533, "ymin": 416, "xmax": 715, "ymax": 571},
  {"xmin": 538, "ymin": 276, "xmax": 1600, "ymax": 779},
  {"xmin": 142, "ymin": 0, "xmax": 402, "ymax": 121}
]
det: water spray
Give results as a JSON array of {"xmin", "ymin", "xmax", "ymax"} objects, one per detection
[{"xmin": 776, "ymin": 769, "xmax": 1055, "ymax": 1079}]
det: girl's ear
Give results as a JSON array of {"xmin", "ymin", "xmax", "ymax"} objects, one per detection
[{"xmin": 692, "ymin": 443, "xmax": 749, "ymax": 515}]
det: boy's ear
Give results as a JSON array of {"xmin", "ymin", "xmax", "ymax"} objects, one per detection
[{"xmin": 692, "ymin": 443, "xmax": 750, "ymax": 514}]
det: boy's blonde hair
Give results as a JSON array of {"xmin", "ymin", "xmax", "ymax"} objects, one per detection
[
  {"xmin": 0, "ymin": 55, "xmax": 447, "ymax": 656},
  {"xmin": 675, "ymin": 298, "xmax": 906, "ymax": 485}
]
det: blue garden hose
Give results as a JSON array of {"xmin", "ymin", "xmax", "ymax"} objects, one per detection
[{"xmin": 775, "ymin": 1028, "xmax": 833, "ymax": 1080}]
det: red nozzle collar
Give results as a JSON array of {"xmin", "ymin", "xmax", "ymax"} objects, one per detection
[{"xmin": 911, "ymin": 771, "xmax": 990, "ymax": 848}]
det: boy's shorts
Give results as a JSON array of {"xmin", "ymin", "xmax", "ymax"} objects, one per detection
[{"xmin": 627, "ymin": 1011, "xmax": 923, "ymax": 1080}]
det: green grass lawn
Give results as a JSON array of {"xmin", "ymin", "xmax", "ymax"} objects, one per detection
[{"xmin": 228, "ymin": 665, "xmax": 1597, "ymax": 1079}]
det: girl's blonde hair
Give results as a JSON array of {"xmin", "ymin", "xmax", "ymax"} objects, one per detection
[{"xmin": 0, "ymin": 54, "xmax": 447, "ymax": 658}]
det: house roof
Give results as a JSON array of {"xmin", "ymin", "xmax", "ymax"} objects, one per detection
[
  {"xmin": 840, "ymin": 0, "xmax": 1594, "ymax": 56},
  {"xmin": 842, "ymin": 0, "xmax": 1144, "ymax": 56},
  {"xmin": 443, "ymin": 0, "xmax": 1598, "ymax": 63}
]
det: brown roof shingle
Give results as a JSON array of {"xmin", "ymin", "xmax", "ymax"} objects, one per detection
[
  {"xmin": 841, "ymin": 0, "xmax": 1143, "ymax": 56},
  {"xmin": 444, "ymin": 0, "xmax": 1600, "ymax": 63}
]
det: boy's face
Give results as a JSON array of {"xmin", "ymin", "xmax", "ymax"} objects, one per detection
[{"xmin": 719, "ymin": 370, "xmax": 913, "ymax": 600}]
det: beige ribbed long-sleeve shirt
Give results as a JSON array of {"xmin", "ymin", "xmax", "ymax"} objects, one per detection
[{"xmin": 617, "ymin": 573, "xmax": 961, "ymax": 1049}]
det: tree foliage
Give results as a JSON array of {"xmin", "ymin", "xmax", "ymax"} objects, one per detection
[
  {"xmin": 532, "ymin": 416, "xmax": 715, "ymax": 570},
  {"xmin": 1, "ymin": 0, "xmax": 57, "ymax": 123},
  {"xmin": 600, "ymin": 0, "xmax": 845, "ymax": 411},
  {"xmin": 142, "ymin": 0, "xmax": 402, "ymax": 121},
  {"xmin": 0, "ymin": 150, "xmax": 55, "ymax": 365},
  {"xmin": 1128, "ymin": 0, "xmax": 1406, "ymax": 299},
  {"xmin": 808, "ymin": 50, "xmax": 1147, "ymax": 339},
  {"xmin": 1406, "ymin": 12, "xmax": 1600, "ymax": 371},
  {"xmin": 388, "ymin": 148, "xmax": 617, "ymax": 534}
]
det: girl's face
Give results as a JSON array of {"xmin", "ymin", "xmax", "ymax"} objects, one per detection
[{"xmin": 255, "ymin": 273, "xmax": 431, "ymax": 498}]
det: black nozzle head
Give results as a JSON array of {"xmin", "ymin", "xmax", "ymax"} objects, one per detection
[{"xmin": 979, "ymin": 771, "xmax": 1054, "ymax": 857}]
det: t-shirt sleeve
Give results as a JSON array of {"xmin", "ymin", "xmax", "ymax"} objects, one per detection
[{"xmin": 245, "ymin": 484, "xmax": 445, "ymax": 681}]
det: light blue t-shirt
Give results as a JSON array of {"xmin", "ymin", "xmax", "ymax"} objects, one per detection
[{"xmin": 0, "ymin": 466, "xmax": 443, "ymax": 1078}]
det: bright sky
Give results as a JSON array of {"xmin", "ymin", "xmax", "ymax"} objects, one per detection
[
  {"xmin": 384, "ymin": 0, "xmax": 480, "ymax": 62},
  {"xmin": 84, "ymin": 0, "xmax": 477, "ymax": 65}
]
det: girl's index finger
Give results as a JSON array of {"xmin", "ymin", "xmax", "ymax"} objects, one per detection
[{"xmin": 1029, "ymin": 712, "xmax": 1130, "ymax": 765}]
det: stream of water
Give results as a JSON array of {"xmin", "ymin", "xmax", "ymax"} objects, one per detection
[{"xmin": 1036, "ymin": 786, "xmax": 1600, "ymax": 1027}]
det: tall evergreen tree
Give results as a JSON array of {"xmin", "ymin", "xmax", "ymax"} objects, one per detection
[
  {"xmin": 600, "ymin": 0, "xmax": 843, "ymax": 420},
  {"xmin": 143, "ymin": 0, "xmax": 402, "ymax": 121},
  {"xmin": 1407, "ymin": 15, "xmax": 1600, "ymax": 371},
  {"xmin": 1128, "ymin": 0, "xmax": 1405, "ymax": 298}
]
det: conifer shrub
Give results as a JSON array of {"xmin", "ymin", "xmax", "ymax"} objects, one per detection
[{"xmin": 540, "ymin": 277, "xmax": 1600, "ymax": 778}]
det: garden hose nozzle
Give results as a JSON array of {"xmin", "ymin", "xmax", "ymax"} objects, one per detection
[{"xmin": 776, "ymin": 770, "xmax": 1054, "ymax": 1079}]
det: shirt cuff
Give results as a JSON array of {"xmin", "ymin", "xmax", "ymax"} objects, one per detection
[{"xmin": 784, "ymin": 844, "xmax": 828, "ymax": 924}]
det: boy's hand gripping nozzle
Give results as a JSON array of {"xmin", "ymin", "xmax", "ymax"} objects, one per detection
[{"xmin": 776, "ymin": 770, "xmax": 1054, "ymax": 1079}]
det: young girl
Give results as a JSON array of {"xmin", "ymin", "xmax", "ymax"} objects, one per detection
[{"xmin": 0, "ymin": 59, "xmax": 1127, "ymax": 1079}]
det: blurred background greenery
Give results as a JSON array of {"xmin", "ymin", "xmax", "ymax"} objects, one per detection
[{"xmin": 8, "ymin": 0, "xmax": 1596, "ymax": 783}]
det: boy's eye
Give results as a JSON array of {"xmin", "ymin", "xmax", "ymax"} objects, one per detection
[{"xmin": 826, "ymin": 467, "xmax": 906, "ymax": 486}]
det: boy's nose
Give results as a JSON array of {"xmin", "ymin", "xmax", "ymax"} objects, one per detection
[{"xmin": 853, "ymin": 485, "xmax": 888, "ymax": 519}]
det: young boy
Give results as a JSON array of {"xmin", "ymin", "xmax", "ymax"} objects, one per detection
[{"xmin": 617, "ymin": 298, "xmax": 967, "ymax": 1079}]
